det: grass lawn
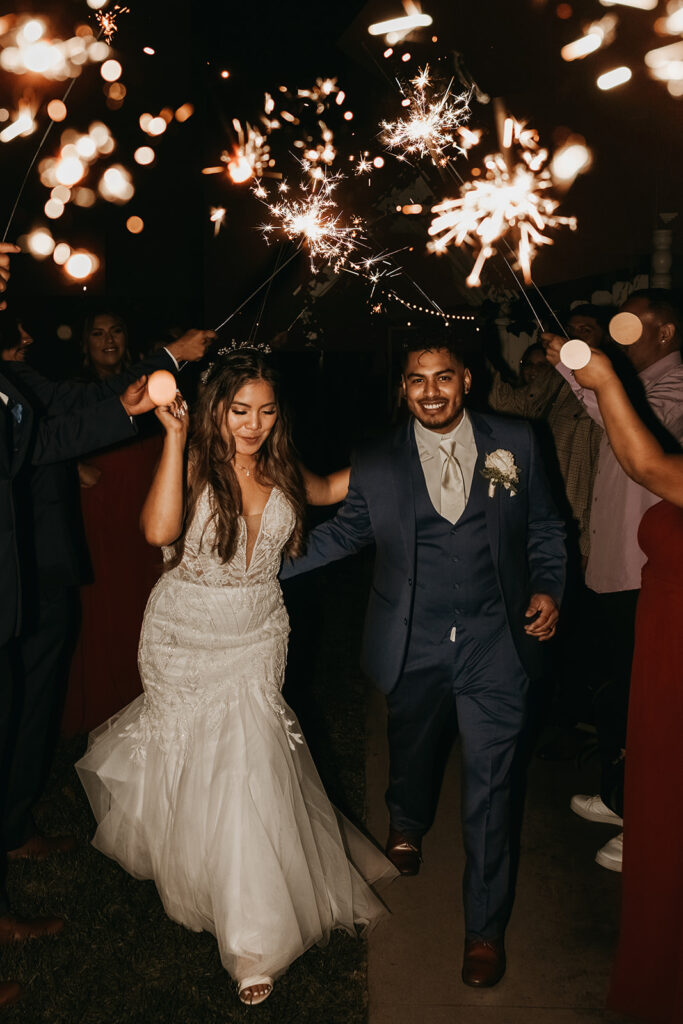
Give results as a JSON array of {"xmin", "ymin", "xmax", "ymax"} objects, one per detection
[{"xmin": 2, "ymin": 554, "xmax": 377, "ymax": 1024}]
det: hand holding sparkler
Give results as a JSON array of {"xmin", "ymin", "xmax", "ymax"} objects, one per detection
[
  {"xmin": 166, "ymin": 329, "xmax": 217, "ymax": 364},
  {"xmin": 541, "ymin": 333, "xmax": 565, "ymax": 367}
]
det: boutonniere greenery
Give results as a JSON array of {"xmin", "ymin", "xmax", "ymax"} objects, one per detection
[{"xmin": 482, "ymin": 449, "xmax": 520, "ymax": 498}]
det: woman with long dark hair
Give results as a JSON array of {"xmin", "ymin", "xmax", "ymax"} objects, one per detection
[{"xmin": 76, "ymin": 347, "xmax": 395, "ymax": 1007}]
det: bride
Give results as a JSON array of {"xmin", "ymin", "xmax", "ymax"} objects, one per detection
[{"xmin": 76, "ymin": 346, "xmax": 395, "ymax": 1006}]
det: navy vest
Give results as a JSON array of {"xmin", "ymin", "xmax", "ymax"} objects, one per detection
[{"xmin": 408, "ymin": 432, "xmax": 507, "ymax": 649}]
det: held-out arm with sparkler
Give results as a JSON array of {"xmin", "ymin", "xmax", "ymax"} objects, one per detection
[
  {"xmin": 542, "ymin": 332, "xmax": 605, "ymax": 427},
  {"xmin": 140, "ymin": 396, "xmax": 189, "ymax": 546},
  {"xmin": 299, "ymin": 464, "xmax": 350, "ymax": 506},
  {"xmin": 574, "ymin": 348, "xmax": 683, "ymax": 506}
]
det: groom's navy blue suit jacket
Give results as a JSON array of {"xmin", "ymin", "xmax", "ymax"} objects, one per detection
[{"xmin": 282, "ymin": 411, "xmax": 566, "ymax": 693}]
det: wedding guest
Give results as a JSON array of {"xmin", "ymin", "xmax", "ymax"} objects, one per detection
[
  {"xmin": 489, "ymin": 317, "xmax": 606, "ymax": 759},
  {"xmin": 543, "ymin": 289, "xmax": 683, "ymax": 870},
  {"xmin": 553, "ymin": 341, "xmax": 682, "ymax": 1024},
  {"xmin": 63, "ymin": 314, "xmax": 213, "ymax": 733},
  {"xmin": 0, "ymin": 243, "xmax": 165, "ymax": 1005},
  {"xmin": 3, "ymin": 324, "xmax": 214, "ymax": 863}
]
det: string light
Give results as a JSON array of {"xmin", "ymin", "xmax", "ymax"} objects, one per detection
[{"xmin": 376, "ymin": 290, "xmax": 477, "ymax": 323}]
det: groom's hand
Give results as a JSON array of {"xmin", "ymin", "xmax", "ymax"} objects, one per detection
[{"xmin": 524, "ymin": 593, "xmax": 559, "ymax": 641}]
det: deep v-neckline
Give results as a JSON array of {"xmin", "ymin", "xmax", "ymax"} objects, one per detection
[{"xmin": 241, "ymin": 487, "xmax": 276, "ymax": 572}]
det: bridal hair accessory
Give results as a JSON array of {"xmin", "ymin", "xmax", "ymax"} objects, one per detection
[
  {"xmin": 482, "ymin": 449, "xmax": 519, "ymax": 498},
  {"xmin": 200, "ymin": 339, "xmax": 272, "ymax": 383}
]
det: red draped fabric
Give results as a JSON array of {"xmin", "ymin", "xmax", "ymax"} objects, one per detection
[
  {"xmin": 62, "ymin": 435, "xmax": 163, "ymax": 735},
  {"xmin": 608, "ymin": 500, "xmax": 683, "ymax": 1024}
]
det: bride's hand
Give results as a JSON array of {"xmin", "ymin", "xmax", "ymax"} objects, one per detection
[{"xmin": 155, "ymin": 391, "xmax": 189, "ymax": 438}]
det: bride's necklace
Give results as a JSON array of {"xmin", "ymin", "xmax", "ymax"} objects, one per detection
[{"xmin": 233, "ymin": 460, "xmax": 255, "ymax": 478}]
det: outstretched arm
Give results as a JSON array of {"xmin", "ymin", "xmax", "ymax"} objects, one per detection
[
  {"xmin": 6, "ymin": 328, "xmax": 214, "ymax": 414},
  {"xmin": 281, "ymin": 461, "xmax": 374, "ymax": 579},
  {"xmin": 542, "ymin": 332, "xmax": 605, "ymax": 426},
  {"xmin": 140, "ymin": 396, "xmax": 189, "ymax": 546},
  {"xmin": 574, "ymin": 348, "xmax": 683, "ymax": 506},
  {"xmin": 299, "ymin": 463, "xmax": 350, "ymax": 506}
]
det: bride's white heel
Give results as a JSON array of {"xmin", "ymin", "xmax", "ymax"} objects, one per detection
[{"xmin": 238, "ymin": 976, "xmax": 273, "ymax": 1006}]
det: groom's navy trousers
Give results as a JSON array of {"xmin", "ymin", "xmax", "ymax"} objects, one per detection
[{"xmin": 281, "ymin": 412, "xmax": 566, "ymax": 941}]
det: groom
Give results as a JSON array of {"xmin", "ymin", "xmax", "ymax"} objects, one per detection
[{"xmin": 282, "ymin": 333, "xmax": 566, "ymax": 986}]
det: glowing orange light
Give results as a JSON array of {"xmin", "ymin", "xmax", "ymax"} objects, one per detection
[
  {"xmin": 556, "ymin": 3, "xmax": 573, "ymax": 18},
  {"xmin": 65, "ymin": 252, "xmax": 96, "ymax": 279},
  {"xmin": 134, "ymin": 146, "xmax": 154, "ymax": 165},
  {"xmin": 126, "ymin": 215, "xmax": 144, "ymax": 234},
  {"xmin": 227, "ymin": 155, "xmax": 253, "ymax": 183},
  {"xmin": 343, "ymin": 110, "xmax": 354, "ymax": 120},
  {"xmin": 221, "ymin": 69, "xmax": 230, "ymax": 79},
  {"xmin": 100, "ymin": 59, "xmax": 122, "ymax": 82},
  {"xmin": 47, "ymin": 99, "xmax": 67, "ymax": 122},
  {"xmin": 402, "ymin": 52, "xmax": 411, "ymax": 62},
  {"xmin": 143, "ymin": 46, "xmax": 155, "ymax": 55},
  {"xmin": 384, "ymin": 48, "xmax": 393, "ymax": 58},
  {"xmin": 373, "ymin": 156, "xmax": 385, "ymax": 168},
  {"xmin": 175, "ymin": 103, "xmax": 194, "ymax": 122},
  {"xmin": 44, "ymin": 198, "xmax": 64, "ymax": 219},
  {"xmin": 52, "ymin": 242, "xmax": 71, "ymax": 264}
]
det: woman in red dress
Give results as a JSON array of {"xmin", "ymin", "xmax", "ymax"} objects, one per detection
[
  {"xmin": 547, "ymin": 338, "xmax": 683, "ymax": 1024},
  {"xmin": 62, "ymin": 312, "xmax": 163, "ymax": 734}
]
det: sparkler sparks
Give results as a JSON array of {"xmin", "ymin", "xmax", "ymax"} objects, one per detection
[
  {"xmin": 221, "ymin": 119, "xmax": 271, "ymax": 183},
  {"xmin": 255, "ymin": 173, "xmax": 360, "ymax": 271},
  {"xmin": 380, "ymin": 64, "xmax": 471, "ymax": 163},
  {"xmin": 428, "ymin": 124, "xmax": 577, "ymax": 286},
  {"xmin": 95, "ymin": 4, "xmax": 129, "ymax": 45}
]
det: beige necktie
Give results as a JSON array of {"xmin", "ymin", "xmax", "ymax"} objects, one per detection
[{"xmin": 439, "ymin": 439, "xmax": 465, "ymax": 523}]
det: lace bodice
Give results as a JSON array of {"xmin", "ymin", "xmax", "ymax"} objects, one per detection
[{"xmin": 165, "ymin": 486, "xmax": 295, "ymax": 587}]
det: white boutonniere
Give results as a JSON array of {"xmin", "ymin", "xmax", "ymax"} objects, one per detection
[{"xmin": 482, "ymin": 449, "xmax": 520, "ymax": 498}]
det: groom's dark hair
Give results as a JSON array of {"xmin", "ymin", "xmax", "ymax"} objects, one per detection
[{"xmin": 400, "ymin": 329, "xmax": 469, "ymax": 371}]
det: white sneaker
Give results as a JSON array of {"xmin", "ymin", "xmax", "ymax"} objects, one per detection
[
  {"xmin": 595, "ymin": 832, "xmax": 623, "ymax": 872},
  {"xmin": 570, "ymin": 793, "xmax": 623, "ymax": 826}
]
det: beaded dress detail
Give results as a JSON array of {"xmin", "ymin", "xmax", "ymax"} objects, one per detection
[{"xmin": 77, "ymin": 487, "xmax": 395, "ymax": 985}]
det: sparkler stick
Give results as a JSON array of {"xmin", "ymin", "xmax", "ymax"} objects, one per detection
[
  {"xmin": 1, "ymin": 19, "xmax": 110, "ymax": 243},
  {"xmin": 213, "ymin": 244, "xmax": 303, "ymax": 332},
  {"xmin": 2, "ymin": 76, "xmax": 80, "ymax": 242}
]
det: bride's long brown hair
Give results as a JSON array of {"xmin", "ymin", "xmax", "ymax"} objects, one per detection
[{"xmin": 164, "ymin": 349, "xmax": 307, "ymax": 570}]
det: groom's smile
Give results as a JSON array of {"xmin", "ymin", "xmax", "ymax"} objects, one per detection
[{"xmin": 402, "ymin": 347, "xmax": 472, "ymax": 434}]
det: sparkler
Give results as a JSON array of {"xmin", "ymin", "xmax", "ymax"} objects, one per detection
[
  {"xmin": 95, "ymin": 4, "xmax": 129, "ymax": 45},
  {"xmin": 256, "ymin": 173, "xmax": 360, "ymax": 271},
  {"xmin": 380, "ymin": 64, "xmax": 471, "ymax": 163},
  {"xmin": 428, "ymin": 120, "xmax": 577, "ymax": 286}
]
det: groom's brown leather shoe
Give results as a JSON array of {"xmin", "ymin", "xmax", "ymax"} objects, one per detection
[
  {"xmin": 462, "ymin": 938, "xmax": 506, "ymax": 987},
  {"xmin": 385, "ymin": 829, "xmax": 422, "ymax": 875}
]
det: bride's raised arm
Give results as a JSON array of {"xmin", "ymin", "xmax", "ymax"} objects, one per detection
[
  {"xmin": 299, "ymin": 463, "xmax": 350, "ymax": 506},
  {"xmin": 140, "ymin": 395, "xmax": 189, "ymax": 545}
]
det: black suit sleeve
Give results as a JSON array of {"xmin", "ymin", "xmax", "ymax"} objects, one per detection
[
  {"xmin": 6, "ymin": 349, "xmax": 177, "ymax": 414},
  {"xmin": 30, "ymin": 396, "xmax": 137, "ymax": 465},
  {"xmin": 524, "ymin": 422, "xmax": 566, "ymax": 605},
  {"xmin": 280, "ymin": 459, "xmax": 375, "ymax": 580}
]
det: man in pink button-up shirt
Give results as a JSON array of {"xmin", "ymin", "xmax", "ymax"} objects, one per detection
[{"xmin": 543, "ymin": 289, "xmax": 683, "ymax": 869}]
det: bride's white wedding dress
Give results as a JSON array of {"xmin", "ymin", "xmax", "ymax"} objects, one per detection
[{"xmin": 77, "ymin": 486, "xmax": 395, "ymax": 985}]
